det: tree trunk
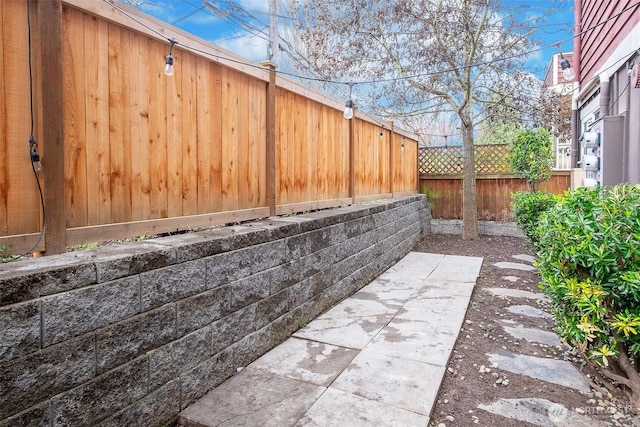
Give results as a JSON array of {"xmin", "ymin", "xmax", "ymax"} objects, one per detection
[
  {"xmin": 632, "ymin": 389, "xmax": 640, "ymax": 409},
  {"xmin": 613, "ymin": 337, "xmax": 640, "ymax": 409},
  {"xmin": 461, "ymin": 121, "xmax": 479, "ymax": 240}
]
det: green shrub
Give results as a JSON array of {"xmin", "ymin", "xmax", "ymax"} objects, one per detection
[
  {"xmin": 510, "ymin": 190, "xmax": 558, "ymax": 245},
  {"xmin": 0, "ymin": 245, "xmax": 19, "ymax": 263},
  {"xmin": 536, "ymin": 185, "xmax": 640, "ymax": 405},
  {"xmin": 508, "ymin": 127, "xmax": 554, "ymax": 190}
]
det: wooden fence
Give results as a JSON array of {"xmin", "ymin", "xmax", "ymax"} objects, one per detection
[
  {"xmin": 0, "ymin": 0, "xmax": 418, "ymax": 255},
  {"xmin": 419, "ymin": 144, "xmax": 571, "ymax": 221},
  {"xmin": 420, "ymin": 172, "xmax": 571, "ymax": 221},
  {"xmin": 419, "ymin": 144, "xmax": 511, "ymax": 175}
]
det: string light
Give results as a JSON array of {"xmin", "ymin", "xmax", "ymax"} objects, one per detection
[
  {"xmin": 30, "ymin": 137, "xmax": 42, "ymax": 172},
  {"xmin": 164, "ymin": 38, "xmax": 177, "ymax": 76},
  {"xmin": 8, "ymin": 0, "xmax": 637, "ymax": 257},
  {"xmin": 98, "ymin": 0, "xmax": 640, "ymax": 156},
  {"xmin": 101, "ymin": 0, "xmax": 640, "ymax": 90},
  {"xmin": 551, "ymin": 42, "xmax": 576, "ymax": 82},
  {"xmin": 343, "ymin": 82, "xmax": 355, "ymax": 120},
  {"xmin": 559, "ymin": 53, "xmax": 576, "ymax": 81}
]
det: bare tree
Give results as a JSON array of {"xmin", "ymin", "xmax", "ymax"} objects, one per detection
[
  {"xmin": 287, "ymin": 0, "xmax": 544, "ymax": 240},
  {"xmin": 117, "ymin": 0, "xmax": 160, "ymax": 8},
  {"xmin": 535, "ymin": 90, "xmax": 572, "ymax": 144}
]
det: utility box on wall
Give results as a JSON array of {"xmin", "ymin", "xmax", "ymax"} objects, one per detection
[
  {"xmin": 578, "ymin": 113, "xmax": 626, "ymax": 187},
  {"xmin": 579, "ymin": 131, "xmax": 600, "ymax": 187},
  {"xmin": 601, "ymin": 114, "xmax": 626, "ymax": 186},
  {"xmin": 579, "ymin": 115, "xmax": 626, "ymax": 187}
]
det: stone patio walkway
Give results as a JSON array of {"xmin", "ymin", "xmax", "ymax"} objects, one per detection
[{"xmin": 178, "ymin": 252, "xmax": 482, "ymax": 426}]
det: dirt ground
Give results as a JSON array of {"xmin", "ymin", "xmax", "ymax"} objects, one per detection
[{"xmin": 413, "ymin": 234, "xmax": 638, "ymax": 427}]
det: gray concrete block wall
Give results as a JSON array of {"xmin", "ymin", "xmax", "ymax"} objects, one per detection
[
  {"xmin": 429, "ymin": 219, "xmax": 524, "ymax": 237},
  {"xmin": 0, "ymin": 195, "xmax": 430, "ymax": 427}
]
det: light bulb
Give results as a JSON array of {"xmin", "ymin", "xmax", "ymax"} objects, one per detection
[
  {"xmin": 343, "ymin": 99, "xmax": 354, "ymax": 120},
  {"xmin": 164, "ymin": 54, "xmax": 174, "ymax": 76},
  {"xmin": 560, "ymin": 57, "xmax": 575, "ymax": 81},
  {"xmin": 562, "ymin": 66, "xmax": 576, "ymax": 81},
  {"xmin": 31, "ymin": 151, "xmax": 42, "ymax": 172}
]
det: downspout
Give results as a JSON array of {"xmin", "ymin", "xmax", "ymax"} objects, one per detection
[
  {"xmin": 570, "ymin": 0, "xmax": 582, "ymax": 168},
  {"xmin": 599, "ymin": 72, "xmax": 611, "ymax": 119},
  {"xmin": 624, "ymin": 55, "xmax": 635, "ymax": 182},
  {"xmin": 571, "ymin": 91, "xmax": 580, "ymax": 168}
]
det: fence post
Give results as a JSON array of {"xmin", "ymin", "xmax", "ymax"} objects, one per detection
[
  {"xmin": 389, "ymin": 122, "xmax": 394, "ymax": 197},
  {"xmin": 36, "ymin": 0, "xmax": 66, "ymax": 254},
  {"xmin": 262, "ymin": 61, "xmax": 277, "ymax": 215},
  {"xmin": 349, "ymin": 108, "xmax": 355, "ymax": 203},
  {"xmin": 416, "ymin": 140, "xmax": 420, "ymax": 193}
]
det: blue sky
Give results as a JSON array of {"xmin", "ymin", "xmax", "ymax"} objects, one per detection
[
  {"xmin": 126, "ymin": 0, "xmax": 574, "ymax": 79},
  {"xmin": 132, "ymin": 0, "xmax": 274, "ymax": 62},
  {"xmin": 520, "ymin": 1, "xmax": 576, "ymax": 75}
]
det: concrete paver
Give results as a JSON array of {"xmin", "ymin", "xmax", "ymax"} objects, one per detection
[
  {"xmin": 366, "ymin": 319, "xmax": 457, "ymax": 365},
  {"xmin": 380, "ymin": 252, "xmax": 444, "ymax": 286},
  {"xmin": 398, "ymin": 296, "xmax": 470, "ymax": 323},
  {"xmin": 178, "ymin": 367, "xmax": 325, "ymax": 427},
  {"xmin": 506, "ymin": 304, "xmax": 553, "ymax": 319},
  {"xmin": 178, "ymin": 252, "xmax": 482, "ymax": 427},
  {"xmin": 486, "ymin": 287, "xmax": 549, "ymax": 301},
  {"xmin": 494, "ymin": 261, "xmax": 537, "ymax": 271},
  {"xmin": 512, "ymin": 254, "xmax": 536, "ymax": 264},
  {"xmin": 487, "ymin": 351, "xmax": 591, "ymax": 392},
  {"xmin": 294, "ymin": 388, "xmax": 429, "ymax": 427},
  {"xmin": 330, "ymin": 348, "xmax": 446, "ymax": 415},
  {"xmin": 423, "ymin": 254, "xmax": 484, "ymax": 283},
  {"xmin": 248, "ymin": 337, "xmax": 358, "ymax": 387},
  {"xmin": 415, "ymin": 281, "xmax": 476, "ymax": 300},
  {"xmin": 476, "ymin": 260, "xmax": 611, "ymax": 425},
  {"xmin": 478, "ymin": 398, "xmax": 610, "ymax": 427},
  {"xmin": 292, "ymin": 313, "xmax": 394, "ymax": 350},
  {"xmin": 498, "ymin": 319, "xmax": 564, "ymax": 347},
  {"xmin": 351, "ymin": 283, "xmax": 417, "ymax": 307}
]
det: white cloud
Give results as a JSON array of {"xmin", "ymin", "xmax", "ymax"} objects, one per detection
[
  {"xmin": 185, "ymin": 13, "xmax": 221, "ymax": 25},
  {"xmin": 216, "ymin": 34, "xmax": 269, "ymax": 62},
  {"xmin": 238, "ymin": 0, "xmax": 269, "ymax": 13}
]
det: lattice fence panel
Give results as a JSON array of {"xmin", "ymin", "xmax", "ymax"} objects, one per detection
[
  {"xmin": 475, "ymin": 145, "xmax": 511, "ymax": 174},
  {"xmin": 419, "ymin": 144, "xmax": 511, "ymax": 175}
]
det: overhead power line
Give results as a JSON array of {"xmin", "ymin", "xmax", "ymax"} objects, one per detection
[{"xmin": 105, "ymin": 0, "xmax": 640, "ymax": 88}]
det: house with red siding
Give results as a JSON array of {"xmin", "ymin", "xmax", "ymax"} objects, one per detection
[
  {"xmin": 571, "ymin": 0, "xmax": 640, "ymax": 186},
  {"xmin": 544, "ymin": 52, "xmax": 574, "ymax": 170}
]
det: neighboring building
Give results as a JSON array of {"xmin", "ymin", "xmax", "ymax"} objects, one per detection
[
  {"xmin": 571, "ymin": 1, "xmax": 640, "ymax": 186},
  {"xmin": 543, "ymin": 52, "xmax": 574, "ymax": 170}
]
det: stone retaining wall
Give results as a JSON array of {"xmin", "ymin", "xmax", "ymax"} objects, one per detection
[
  {"xmin": 430, "ymin": 219, "xmax": 524, "ymax": 237},
  {"xmin": 0, "ymin": 196, "xmax": 430, "ymax": 426}
]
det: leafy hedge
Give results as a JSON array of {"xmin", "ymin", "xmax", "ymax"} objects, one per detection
[
  {"xmin": 534, "ymin": 185, "xmax": 640, "ymax": 405},
  {"xmin": 510, "ymin": 190, "xmax": 558, "ymax": 245},
  {"xmin": 508, "ymin": 128, "xmax": 553, "ymax": 190}
]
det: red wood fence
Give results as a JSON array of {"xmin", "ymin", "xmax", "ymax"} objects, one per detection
[{"xmin": 420, "ymin": 172, "xmax": 571, "ymax": 221}]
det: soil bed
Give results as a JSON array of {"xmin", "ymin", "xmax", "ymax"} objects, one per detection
[{"xmin": 413, "ymin": 234, "xmax": 638, "ymax": 427}]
